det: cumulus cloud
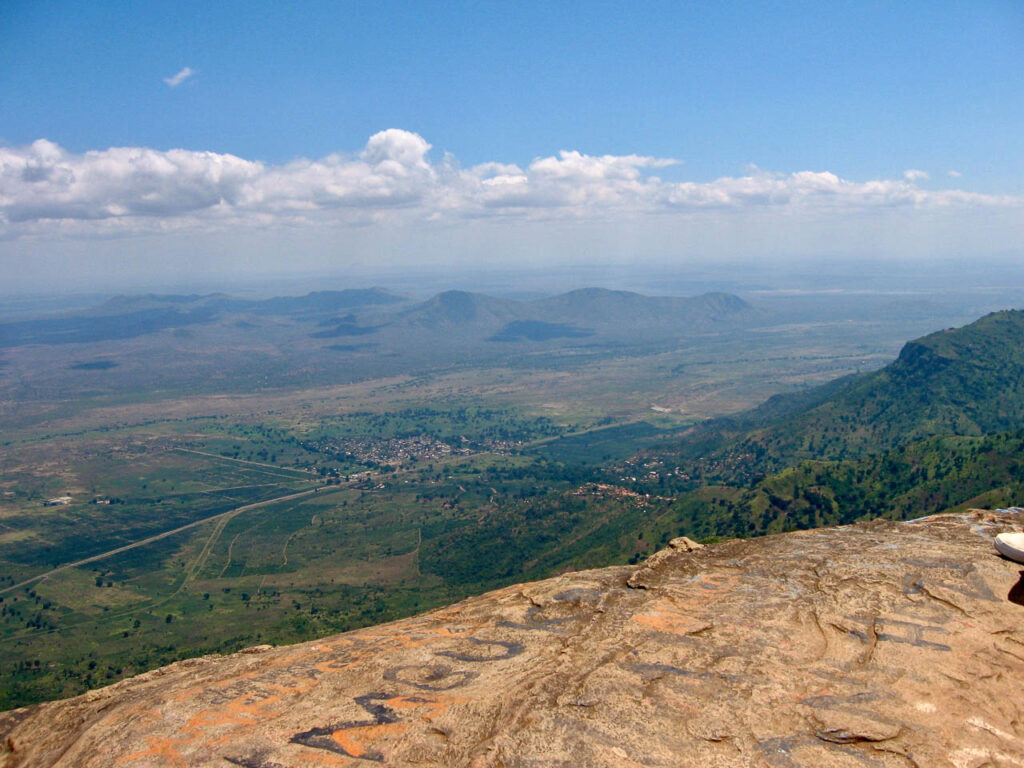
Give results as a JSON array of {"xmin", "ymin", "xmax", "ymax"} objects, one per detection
[
  {"xmin": 947, "ymin": 170, "xmax": 962, "ymax": 178},
  {"xmin": 903, "ymin": 169, "xmax": 929, "ymax": 182},
  {"xmin": 163, "ymin": 67, "xmax": 196, "ymax": 88},
  {"xmin": 453, "ymin": 151, "xmax": 676, "ymax": 212},
  {"xmin": 1, "ymin": 139, "xmax": 261, "ymax": 224},
  {"xmin": 0, "ymin": 131, "xmax": 1017, "ymax": 239}
]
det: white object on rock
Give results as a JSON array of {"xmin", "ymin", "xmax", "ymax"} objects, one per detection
[{"xmin": 995, "ymin": 532, "xmax": 1024, "ymax": 564}]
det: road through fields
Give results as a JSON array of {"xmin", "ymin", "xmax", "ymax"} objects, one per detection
[{"xmin": 0, "ymin": 485, "xmax": 336, "ymax": 596}]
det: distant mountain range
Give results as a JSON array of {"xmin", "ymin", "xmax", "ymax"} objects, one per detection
[
  {"xmin": 388, "ymin": 288, "xmax": 756, "ymax": 341},
  {"xmin": 0, "ymin": 287, "xmax": 757, "ymax": 348},
  {"xmin": 97, "ymin": 288, "xmax": 405, "ymax": 316},
  {"xmin": 531, "ymin": 287, "xmax": 752, "ymax": 329},
  {"xmin": 0, "ymin": 289, "xmax": 405, "ymax": 347}
]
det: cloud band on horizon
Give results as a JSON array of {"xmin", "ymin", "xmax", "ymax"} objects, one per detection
[{"xmin": 0, "ymin": 129, "xmax": 1019, "ymax": 240}]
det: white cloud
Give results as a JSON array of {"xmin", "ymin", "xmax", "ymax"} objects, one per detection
[
  {"xmin": 903, "ymin": 169, "xmax": 929, "ymax": 182},
  {"xmin": 0, "ymin": 131, "xmax": 1018, "ymax": 241},
  {"xmin": 0, "ymin": 139, "xmax": 261, "ymax": 224},
  {"xmin": 947, "ymin": 170, "xmax": 962, "ymax": 178},
  {"xmin": 163, "ymin": 67, "xmax": 196, "ymax": 88},
  {"xmin": 454, "ymin": 151, "xmax": 676, "ymax": 212}
]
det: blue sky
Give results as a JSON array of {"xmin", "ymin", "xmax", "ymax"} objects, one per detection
[{"xmin": 1, "ymin": 1, "xmax": 1023, "ymax": 290}]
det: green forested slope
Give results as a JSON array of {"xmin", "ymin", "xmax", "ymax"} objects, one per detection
[
  {"xmin": 676, "ymin": 309, "xmax": 1024, "ymax": 478},
  {"xmin": 642, "ymin": 432, "xmax": 1024, "ymax": 545},
  {"xmin": 634, "ymin": 309, "xmax": 1024, "ymax": 545}
]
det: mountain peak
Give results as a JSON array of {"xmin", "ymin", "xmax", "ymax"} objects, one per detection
[{"xmin": 396, "ymin": 290, "xmax": 520, "ymax": 327}]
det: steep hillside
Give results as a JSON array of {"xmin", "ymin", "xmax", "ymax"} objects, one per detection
[
  {"xmin": 788, "ymin": 309, "xmax": 1024, "ymax": 454},
  {"xmin": 608, "ymin": 309, "xmax": 1024, "ymax": 542},
  {"xmin": 2, "ymin": 510, "xmax": 1021, "ymax": 767},
  {"xmin": 676, "ymin": 309, "xmax": 1024, "ymax": 474},
  {"xmin": 646, "ymin": 430, "xmax": 1024, "ymax": 541}
]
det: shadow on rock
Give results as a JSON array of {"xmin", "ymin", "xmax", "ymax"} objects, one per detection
[{"xmin": 1009, "ymin": 572, "xmax": 1024, "ymax": 606}]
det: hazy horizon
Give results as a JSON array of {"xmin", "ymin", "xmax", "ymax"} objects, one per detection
[{"xmin": 4, "ymin": 2, "xmax": 1023, "ymax": 294}]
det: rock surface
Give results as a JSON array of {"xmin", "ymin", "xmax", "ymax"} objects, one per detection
[{"xmin": 3, "ymin": 510, "xmax": 1024, "ymax": 767}]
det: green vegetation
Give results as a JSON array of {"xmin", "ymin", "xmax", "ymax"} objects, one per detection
[
  {"xmin": 620, "ymin": 432, "xmax": 1024, "ymax": 548},
  {"xmin": 671, "ymin": 310, "xmax": 1024, "ymax": 477},
  {"xmin": 527, "ymin": 421, "xmax": 667, "ymax": 465},
  {"xmin": 0, "ymin": 406, "xmax": 641, "ymax": 709},
  {"xmin": 2, "ymin": 296, "xmax": 1022, "ymax": 711},
  {"xmin": 618, "ymin": 310, "xmax": 1024, "ymax": 542}
]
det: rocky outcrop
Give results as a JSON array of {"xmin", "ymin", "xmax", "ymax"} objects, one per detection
[{"xmin": 2, "ymin": 510, "xmax": 1023, "ymax": 767}]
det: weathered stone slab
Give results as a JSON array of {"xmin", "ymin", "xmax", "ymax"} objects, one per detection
[{"xmin": 2, "ymin": 510, "xmax": 1023, "ymax": 767}]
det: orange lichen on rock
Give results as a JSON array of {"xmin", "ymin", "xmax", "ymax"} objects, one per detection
[{"xmin": 3, "ymin": 511, "xmax": 1024, "ymax": 767}]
